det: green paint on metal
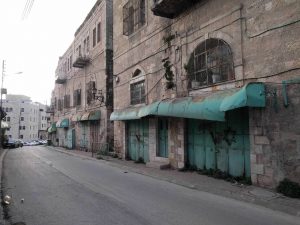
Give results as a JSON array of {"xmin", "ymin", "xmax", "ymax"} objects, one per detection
[
  {"xmin": 138, "ymin": 101, "xmax": 160, "ymax": 118},
  {"xmin": 111, "ymin": 83, "xmax": 265, "ymax": 122},
  {"xmin": 127, "ymin": 120, "xmax": 149, "ymax": 162},
  {"xmin": 220, "ymin": 83, "xmax": 266, "ymax": 111},
  {"xmin": 48, "ymin": 122, "xmax": 57, "ymax": 133},
  {"xmin": 158, "ymin": 119, "xmax": 168, "ymax": 158},
  {"xmin": 60, "ymin": 118, "xmax": 69, "ymax": 128},
  {"xmin": 67, "ymin": 129, "xmax": 75, "ymax": 149},
  {"xmin": 88, "ymin": 110, "xmax": 101, "ymax": 120},
  {"xmin": 80, "ymin": 112, "xmax": 90, "ymax": 121},
  {"xmin": 110, "ymin": 108, "xmax": 140, "ymax": 121},
  {"xmin": 187, "ymin": 109, "xmax": 250, "ymax": 178},
  {"xmin": 80, "ymin": 122, "xmax": 88, "ymax": 149}
]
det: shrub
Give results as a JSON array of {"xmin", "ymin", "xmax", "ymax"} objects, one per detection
[{"xmin": 276, "ymin": 179, "xmax": 300, "ymax": 198}]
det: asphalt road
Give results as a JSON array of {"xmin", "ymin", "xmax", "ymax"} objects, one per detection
[{"xmin": 2, "ymin": 146, "xmax": 300, "ymax": 225}]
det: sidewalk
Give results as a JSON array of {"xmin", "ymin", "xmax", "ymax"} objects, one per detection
[{"xmin": 47, "ymin": 146, "xmax": 300, "ymax": 217}]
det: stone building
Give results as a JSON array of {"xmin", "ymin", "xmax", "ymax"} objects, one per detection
[
  {"xmin": 2, "ymin": 94, "xmax": 48, "ymax": 141},
  {"xmin": 111, "ymin": 0, "xmax": 300, "ymax": 188},
  {"xmin": 49, "ymin": 0, "xmax": 113, "ymax": 152}
]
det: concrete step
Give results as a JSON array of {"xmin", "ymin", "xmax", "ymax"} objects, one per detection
[{"xmin": 146, "ymin": 161, "xmax": 171, "ymax": 170}]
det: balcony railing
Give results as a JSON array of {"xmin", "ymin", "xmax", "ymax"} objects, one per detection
[
  {"xmin": 151, "ymin": 0, "xmax": 200, "ymax": 19},
  {"xmin": 72, "ymin": 54, "xmax": 90, "ymax": 68}
]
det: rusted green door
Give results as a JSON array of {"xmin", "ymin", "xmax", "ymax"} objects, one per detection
[
  {"xmin": 158, "ymin": 119, "xmax": 168, "ymax": 158},
  {"xmin": 67, "ymin": 129, "xmax": 75, "ymax": 149},
  {"xmin": 187, "ymin": 108, "xmax": 250, "ymax": 178},
  {"xmin": 127, "ymin": 120, "xmax": 149, "ymax": 162}
]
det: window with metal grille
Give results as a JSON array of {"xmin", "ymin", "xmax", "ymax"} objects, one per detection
[
  {"xmin": 86, "ymin": 81, "xmax": 96, "ymax": 105},
  {"xmin": 64, "ymin": 95, "xmax": 71, "ymax": 108},
  {"xmin": 130, "ymin": 80, "xmax": 145, "ymax": 105},
  {"xmin": 123, "ymin": 0, "xmax": 146, "ymax": 36},
  {"xmin": 73, "ymin": 89, "xmax": 81, "ymax": 106},
  {"xmin": 187, "ymin": 38, "xmax": 234, "ymax": 88},
  {"xmin": 58, "ymin": 99, "xmax": 63, "ymax": 111}
]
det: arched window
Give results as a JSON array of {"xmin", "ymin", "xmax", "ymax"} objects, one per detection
[
  {"xmin": 186, "ymin": 38, "xmax": 234, "ymax": 88},
  {"xmin": 132, "ymin": 69, "xmax": 142, "ymax": 78}
]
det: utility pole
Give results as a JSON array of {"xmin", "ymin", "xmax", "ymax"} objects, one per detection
[
  {"xmin": 1, "ymin": 60, "xmax": 5, "ymax": 109},
  {"xmin": 0, "ymin": 60, "xmax": 6, "ymax": 147}
]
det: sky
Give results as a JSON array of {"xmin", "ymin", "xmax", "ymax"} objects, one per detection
[{"xmin": 0, "ymin": 0, "xmax": 97, "ymax": 105}]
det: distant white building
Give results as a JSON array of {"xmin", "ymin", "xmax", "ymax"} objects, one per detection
[{"xmin": 2, "ymin": 95, "xmax": 49, "ymax": 141}]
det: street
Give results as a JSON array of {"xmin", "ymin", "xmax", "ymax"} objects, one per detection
[{"xmin": 2, "ymin": 146, "xmax": 300, "ymax": 225}]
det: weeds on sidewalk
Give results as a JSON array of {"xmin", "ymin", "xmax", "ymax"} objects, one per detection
[{"xmin": 179, "ymin": 166, "xmax": 252, "ymax": 185}]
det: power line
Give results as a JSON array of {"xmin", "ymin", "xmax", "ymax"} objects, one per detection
[{"xmin": 21, "ymin": 0, "xmax": 35, "ymax": 20}]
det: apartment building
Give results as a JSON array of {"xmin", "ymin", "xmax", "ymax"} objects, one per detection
[
  {"xmin": 2, "ymin": 94, "xmax": 48, "ymax": 141},
  {"xmin": 111, "ymin": 0, "xmax": 300, "ymax": 188},
  {"xmin": 49, "ymin": 0, "xmax": 113, "ymax": 151}
]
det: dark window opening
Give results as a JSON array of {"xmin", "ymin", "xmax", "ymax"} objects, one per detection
[
  {"xmin": 123, "ymin": 0, "xmax": 146, "ymax": 36},
  {"xmin": 73, "ymin": 89, "xmax": 82, "ymax": 106},
  {"xmin": 93, "ymin": 28, "xmax": 96, "ymax": 47},
  {"xmin": 64, "ymin": 95, "xmax": 71, "ymax": 108},
  {"xmin": 86, "ymin": 81, "xmax": 96, "ymax": 105},
  {"xmin": 97, "ymin": 22, "xmax": 101, "ymax": 43},
  {"xmin": 130, "ymin": 80, "xmax": 145, "ymax": 105}
]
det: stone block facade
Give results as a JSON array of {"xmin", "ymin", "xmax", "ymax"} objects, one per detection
[
  {"xmin": 111, "ymin": 0, "xmax": 300, "ymax": 189},
  {"xmin": 49, "ymin": 0, "xmax": 113, "ymax": 152}
]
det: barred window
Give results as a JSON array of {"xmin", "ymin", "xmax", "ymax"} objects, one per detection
[
  {"xmin": 86, "ymin": 81, "xmax": 96, "ymax": 105},
  {"xmin": 187, "ymin": 38, "xmax": 234, "ymax": 89},
  {"xmin": 130, "ymin": 80, "xmax": 145, "ymax": 105},
  {"xmin": 58, "ymin": 99, "xmax": 63, "ymax": 111},
  {"xmin": 64, "ymin": 95, "xmax": 71, "ymax": 108},
  {"xmin": 73, "ymin": 89, "xmax": 81, "ymax": 106},
  {"xmin": 123, "ymin": 0, "xmax": 146, "ymax": 36}
]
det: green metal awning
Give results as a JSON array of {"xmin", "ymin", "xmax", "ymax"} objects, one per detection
[
  {"xmin": 56, "ymin": 118, "xmax": 69, "ymax": 128},
  {"xmin": 110, "ymin": 107, "xmax": 141, "ymax": 121},
  {"xmin": 60, "ymin": 118, "xmax": 69, "ymax": 128},
  {"xmin": 110, "ymin": 83, "xmax": 265, "ymax": 122},
  {"xmin": 157, "ymin": 95, "xmax": 226, "ymax": 121},
  {"xmin": 48, "ymin": 122, "xmax": 57, "ymax": 133},
  {"xmin": 79, "ymin": 110, "xmax": 101, "ymax": 121},
  {"xmin": 71, "ymin": 114, "xmax": 82, "ymax": 122},
  {"xmin": 80, "ymin": 112, "xmax": 90, "ymax": 121},
  {"xmin": 138, "ymin": 101, "xmax": 160, "ymax": 118},
  {"xmin": 88, "ymin": 110, "xmax": 101, "ymax": 120},
  {"xmin": 220, "ymin": 82, "xmax": 265, "ymax": 111}
]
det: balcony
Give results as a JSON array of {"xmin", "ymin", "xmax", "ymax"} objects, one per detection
[
  {"xmin": 55, "ymin": 76, "xmax": 67, "ymax": 84},
  {"xmin": 72, "ymin": 55, "xmax": 90, "ymax": 68},
  {"xmin": 151, "ymin": 0, "xmax": 201, "ymax": 19}
]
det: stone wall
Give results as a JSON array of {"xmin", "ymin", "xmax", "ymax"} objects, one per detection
[
  {"xmin": 250, "ymin": 82, "xmax": 300, "ymax": 188},
  {"xmin": 112, "ymin": 0, "xmax": 300, "ymax": 187}
]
